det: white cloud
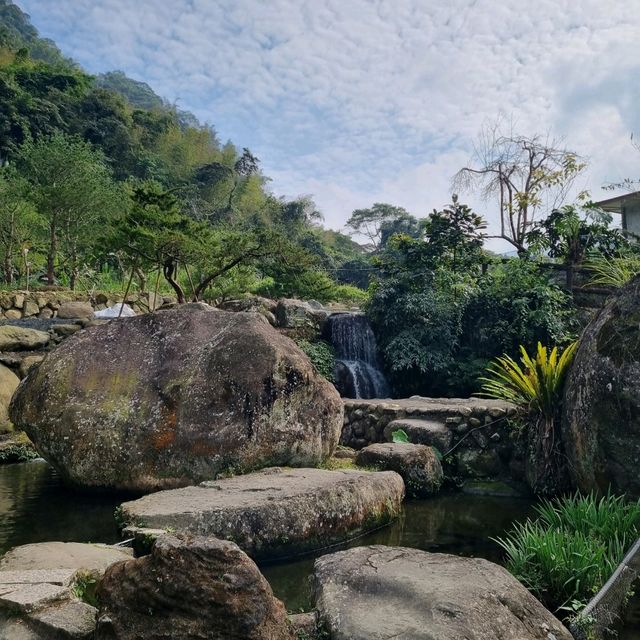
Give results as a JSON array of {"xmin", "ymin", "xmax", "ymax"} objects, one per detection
[{"xmin": 18, "ymin": 0, "xmax": 640, "ymax": 240}]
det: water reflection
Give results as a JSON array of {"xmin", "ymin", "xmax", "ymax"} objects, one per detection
[
  {"xmin": 0, "ymin": 460, "xmax": 121, "ymax": 555},
  {"xmin": 262, "ymin": 493, "xmax": 536, "ymax": 612}
]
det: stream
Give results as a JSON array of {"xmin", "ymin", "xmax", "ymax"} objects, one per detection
[{"xmin": 1, "ymin": 460, "xmax": 638, "ymax": 637}]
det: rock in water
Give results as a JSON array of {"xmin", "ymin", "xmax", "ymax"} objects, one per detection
[
  {"xmin": 355, "ymin": 443, "xmax": 443, "ymax": 497},
  {"xmin": 120, "ymin": 467, "xmax": 405, "ymax": 560},
  {"xmin": 95, "ymin": 535, "xmax": 295, "ymax": 640},
  {"xmin": 562, "ymin": 276, "xmax": 640, "ymax": 496},
  {"xmin": 9, "ymin": 306, "xmax": 343, "ymax": 491},
  {"xmin": 313, "ymin": 546, "xmax": 572, "ymax": 640}
]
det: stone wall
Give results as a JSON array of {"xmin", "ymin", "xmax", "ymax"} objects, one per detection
[
  {"xmin": 342, "ymin": 397, "xmax": 526, "ymax": 486},
  {"xmin": 0, "ymin": 290, "xmax": 176, "ymax": 320}
]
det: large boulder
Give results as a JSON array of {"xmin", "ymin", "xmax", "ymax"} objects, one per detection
[
  {"xmin": 355, "ymin": 442, "xmax": 443, "ymax": 497},
  {"xmin": 0, "ymin": 363, "xmax": 19, "ymax": 431},
  {"xmin": 9, "ymin": 306, "xmax": 343, "ymax": 491},
  {"xmin": 313, "ymin": 546, "xmax": 572, "ymax": 640},
  {"xmin": 120, "ymin": 467, "xmax": 405, "ymax": 560},
  {"xmin": 95, "ymin": 534, "xmax": 295, "ymax": 640},
  {"xmin": 562, "ymin": 276, "xmax": 640, "ymax": 496}
]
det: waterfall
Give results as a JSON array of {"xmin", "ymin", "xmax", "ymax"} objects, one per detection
[{"xmin": 328, "ymin": 313, "xmax": 390, "ymax": 399}]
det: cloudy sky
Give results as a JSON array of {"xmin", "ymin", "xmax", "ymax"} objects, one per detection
[{"xmin": 19, "ymin": 0, "xmax": 640, "ymax": 247}]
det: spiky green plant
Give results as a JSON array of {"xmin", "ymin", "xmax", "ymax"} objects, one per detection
[
  {"xmin": 479, "ymin": 341, "xmax": 578, "ymax": 416},
  {"xmin": 585, "ymin": 255, "xmax": 640, "ymax": 288},
  {"xmin": 479, "ymin": 341, "xmax": 578, "ymax": 493}
]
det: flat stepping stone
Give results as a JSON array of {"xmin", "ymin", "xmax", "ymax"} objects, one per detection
[
  {"xmin": 0, "ymin": 542, "xmax": 132, "ymax": 574},
  {"xmin": 30, "ymin": 600, "xmax": 97, "ymax": 639},
  {"xmin": 0, "ymin": 583, "xmax": 68, "ymax": 614},
  {"xmin": 313, "ymin": 546, "xmax": 572, "ymax": 640},
  {"xmin": 384, "ymin": 419, "xmax": 452, "ymax": 452},
  {"xmin": 0, "ymin": 569, "xmax": 76, "ymax": 587},
  {"xmin": 355, "ymin": 443, "xmax": 443, "ymax": 498},
  {"xmin": 120, "ymin": 467, "xmax": 405, "ymax": 560}
]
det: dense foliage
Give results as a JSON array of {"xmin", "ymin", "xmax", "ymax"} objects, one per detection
[
  {"xmin": 496, "ymin": 493, "xmax": 640, "ymax": 613},
  {"xmin": 0, "ymin": 2, "xmax": 366, "ymax": 303},
  {"xmin": 366, "ymin": 197, "xmax": 579, "ymax": 397}
]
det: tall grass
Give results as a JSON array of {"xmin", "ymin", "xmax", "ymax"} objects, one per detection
[{"xmin": 495, "ymin": 492, "xmax": 640, "ymax": 612}]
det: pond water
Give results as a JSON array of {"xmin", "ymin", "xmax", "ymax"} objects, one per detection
[{"xmin": 1, "ymin": 460, "xmax": 638, "ymax": 637}]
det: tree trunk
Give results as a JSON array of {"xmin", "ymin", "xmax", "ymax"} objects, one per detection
[
  {"xmin": 134, "ymin": 266, "xmax": 147, "ymax": 293},
  {"xmin": 163, "ymin": 258, "xmax": 186, "ymax": 304},
  {"xmin": 3, "ymin": 254, "xmax": 12, "ymax": 285},
  {"xmin": 47, "ymin": 219, "xmax": 57, "ymax": 285}
]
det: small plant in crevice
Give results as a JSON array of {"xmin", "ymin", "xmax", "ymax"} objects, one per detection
[
  {"xmin": 478, "ymin": 341, "xmax": 578, "ymax": 494},
  {"xmin": 494, "ymin": 492, "xmax": 640, "ymax": 614},
  {"xmin": 391, "ymin": 429, "xmax": 409, "ymax": 444},
  {"xmin": 73, "ymin": 571, "xmax": 99, "ymax": 607}
]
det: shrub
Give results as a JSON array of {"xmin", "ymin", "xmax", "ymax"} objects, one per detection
[
  {"xmin": 294, "ymin": 339, "xmax": 335, "ymax": 381},
  {"xmin": 479, "ymin": 342, "xmax": 578, "ymax": 494},
  {"xmin": 585, "ymin": 255, "xmax": 640, "ymax": 288},
  {"xmin": 495, "ymin": 492, "xmax": 640, "ymax": 612}
]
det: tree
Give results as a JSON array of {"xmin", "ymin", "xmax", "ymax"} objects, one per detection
[
  {"xmin": 346, "ymin": 203, "xmax": 418, "ymax": 251},
  {"xmin": 422, "ymin": 195, "xmax": 487, "ymax": 273},
  {"xmin": 453, "ymin": 120, "xmax": 586, "ymax": 254},
  {"xmin": 526, "ymin": 204, "xmax": 629, "ymax": 288},
  {"xmin": 0, "ymin": 167, "xmax": 43, "ymax": 284},
  {"xmin": 17, "ymin": 133, "xmax": 121, "ymax": 287}
]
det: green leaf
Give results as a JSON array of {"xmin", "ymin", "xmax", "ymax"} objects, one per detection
[{"xmin": 391, "ymin": 429, "xmax": 409, "ymax": 444}]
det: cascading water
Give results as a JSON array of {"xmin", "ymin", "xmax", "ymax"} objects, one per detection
[{"xmin": 328, "ymin": 312, "xmax": 390, "ymax": 399}]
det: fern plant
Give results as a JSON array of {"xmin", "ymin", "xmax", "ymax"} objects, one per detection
[{"xmin": 479, "ymin": 341, "xmax": 578, "ymax": 493}]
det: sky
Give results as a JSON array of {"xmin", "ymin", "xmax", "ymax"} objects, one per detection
[{"xmin": 18, "ymin": 0, "xmax": 640, "ymax": 249}]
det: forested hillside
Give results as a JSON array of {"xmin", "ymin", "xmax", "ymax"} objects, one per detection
[{"xmin": 0, "ymin": 0, "xmax": 367, "ymax": 303}]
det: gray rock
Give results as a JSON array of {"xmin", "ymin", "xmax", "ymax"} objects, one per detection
[
  {"xmin": 0, "ymin": 542, "xmax": 132, "ymax": 574},
  {"xmin": 29, "ymin": 601, "xmax": 97, "ymax": 639},
  {"xmin": 355, "ymin": 443, "xmax": 443, "ymax": 497},
  {"xmin": 56, "ymin": 302, "xmax": 94, "ymax": 320},
  {"xmin": 10, "ymin": 307, "xmax": 343, "ymax": 492},
  {"xmin": 51, "ymin": 324, "xmax": 81, "ymax": 337},
  {"xmin": 119, "ymin": 467, "xmax": 404, "ymax": 560},
  {"xmin": 313, "ymin": 546, "xmax": 572, "ymax": 640},
  {"xmin": 384, "ymin": 418, "xmax": 453, "ymax": 452},
  {"xmin": 0, "ymin": 326, "xmax": 49, "ymax": 352},
  {"xmin": 456, "ymin": 448, "xmax": 504, "ymax": 478},
  {"xmin": 562, "ymin": 275, "xmax": 640, "ymax": 496},
  {"xmin": 0, "ymin": 583, "xmax": 69, "ymax": 614},
  {"xmin": 275, "ymin": 298, "xmax": 328, "ymax": 331}
]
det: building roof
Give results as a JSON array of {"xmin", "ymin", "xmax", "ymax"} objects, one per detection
[{"xmin": 594, "ymin": 191, "xmax": 640, "ymax": 213}]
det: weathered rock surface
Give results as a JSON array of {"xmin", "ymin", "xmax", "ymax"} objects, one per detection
[
  {"xmin": 313, "ymin": 546, "xmax": 572, "ymax": 640},
  {"xmin": 0, "ymin": 364, "xmax": 19, "ymax": 430},
  {"xmin": 355, "ymin": 443, "xmax": 443, "ymax": 497},
  {"xmin": 120, "ymin": 467, "xmax": 404, "ymax": 560},
  {"xmin": 56, "ymin": 302, "xmax": 94, "ymax": 320},
  {"xmin": 95, "ymin": 534, "xmax": 295, "ymax": 640},
  {"xmin": 275, "ymin": 298, "xmax": 328, "ymax": 331},
  {"xmin": 0, "ymin": 542, "xmax": 133, "ymax": 639},
  {"xmin": 384, "ymin": 418, "xmax": 453, "ymax": 452},
  {"xmin": 0, "ymin": 326, "xmax": 49, "ymax": 352},
  {"xmin": 0, "ymin": 542, "xmax": 132, "ymax": 573},
  {"xmin": 562, "ymin": 275, "xmax": 640, "ymax": 496},
  {"xmin": 10, "ymin": 305, "xmax": 343, "ymax": 491}
]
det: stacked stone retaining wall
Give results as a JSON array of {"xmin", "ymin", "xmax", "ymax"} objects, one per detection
[{"xmin": 342, "ymin": 397, "xmax": 526, "ymax": 485}]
